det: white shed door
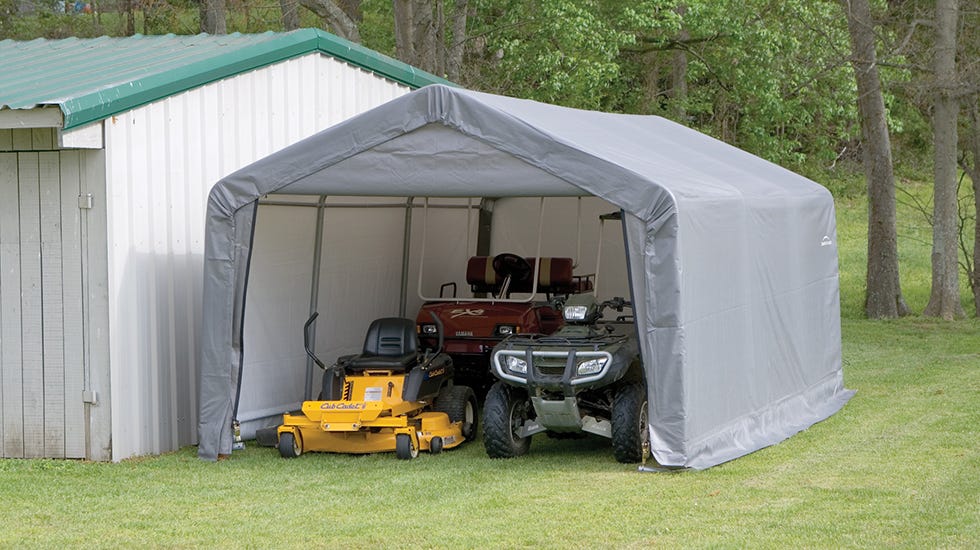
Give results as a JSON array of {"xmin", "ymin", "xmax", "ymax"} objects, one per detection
[{"xmin": 0, "ymin": 152, "xmax": 86, "ymax": 458}]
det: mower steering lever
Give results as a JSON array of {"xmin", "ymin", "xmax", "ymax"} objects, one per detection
[{"xmin": 304, "ymin": 312, "xmax": 326, "ymax": 370}]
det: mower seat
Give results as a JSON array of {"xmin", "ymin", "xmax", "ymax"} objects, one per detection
[{"xmin": 346, "ymin": 317, "xmax": 418, "ymax": 371}]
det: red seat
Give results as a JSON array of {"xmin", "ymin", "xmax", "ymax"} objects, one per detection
[{"xmin": 465, "ymin": 256, "xmax": 585, "ymax": 295}]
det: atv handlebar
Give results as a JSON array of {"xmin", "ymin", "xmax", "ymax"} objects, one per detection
[{"xmin": 601, "ymin": 297, "xmax": 629, "ymax": 312}]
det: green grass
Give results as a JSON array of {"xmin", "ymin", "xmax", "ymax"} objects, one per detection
[{"xmin": 1, "ymin": 184, "xmax": 978, "ymax": 548}]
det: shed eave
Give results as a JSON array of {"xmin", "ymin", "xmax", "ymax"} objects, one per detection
[
  {"xmin": 0, "ymin": 105, "xmax": 64, "ymax": 129},
  {"xmin": 56, "ymin": 29, "xmax": 452, "ymax": 130}
]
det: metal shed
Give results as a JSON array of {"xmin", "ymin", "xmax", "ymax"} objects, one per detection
[{"xmin": 0, "ymin": 29, "xmax": 448, "ymax": 461}]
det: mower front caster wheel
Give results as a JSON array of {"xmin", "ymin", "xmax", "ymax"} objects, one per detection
[
  {"xmin": 278, "ymin": 432, "xmax": 302, "ymax": 458},
  {"xmin": 396, "ymin": 434, "xmax": 419, "ymax": 460}
]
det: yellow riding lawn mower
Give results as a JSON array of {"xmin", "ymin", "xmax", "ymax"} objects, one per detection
[{"xmin": 275, "ymin": 313, "xmax": 478, "ymax": 459}]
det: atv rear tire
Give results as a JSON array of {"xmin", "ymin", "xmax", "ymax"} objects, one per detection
[
  {"xmin": 611, "ymin": 382, "xmax": 649, "ymax": 463},
  {"xmin": 483, "ymin": 382, "xmax": 532, "ymax": 458},
  {"xmin": 278, "ymin": 432, "xmax": 301, "ymax": 458},
  {"xmin": 396, "ymin": 433, "xmax": 418, "ymax": 460},
  {"xmin": 434, "ymin": 385, "xmax": 479, "ymax": 442}
]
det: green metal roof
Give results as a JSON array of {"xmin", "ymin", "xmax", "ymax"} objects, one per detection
[{"xmin": 0, "ymin": 28, "xmax": 453, "ymax": 130}]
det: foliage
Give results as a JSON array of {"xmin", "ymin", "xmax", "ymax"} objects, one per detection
[
  {"xmin": 665, "ymin": 1, "xmax": 857, "ymax": 165},
  {"xmin": 465, "ymin": 0, "xmax": 641, "ymax": 110}
]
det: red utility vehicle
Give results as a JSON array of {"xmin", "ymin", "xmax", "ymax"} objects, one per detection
[{"xmin": 416, "ymin": 253, "xmax": 592, "ymax": 394}]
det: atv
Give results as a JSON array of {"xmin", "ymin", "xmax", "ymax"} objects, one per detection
[
  {"xmin": 415, "ymin": 253, "xmax": 593, "ymax": 395},
  {"xmin": 275, "ymin": 312, "xmax": 478, "ymax": 459},
  {"xmin": 482, "ymin": 294, "xmax": 646, "ymax": 463},
  {"xmin": 481, "ymin": 211, "xmax": 648, "ymax": 464}
]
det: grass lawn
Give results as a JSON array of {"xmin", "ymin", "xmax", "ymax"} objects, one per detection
[{"xmin": 1, "ymin": 189, "xmax": 977, "ymax": 548}]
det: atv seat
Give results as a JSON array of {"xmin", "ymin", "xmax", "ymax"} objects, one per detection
[
  {"xmin": 345, "ymin": 317, "xmax": 418, "ymax": 371},
  {"xmin": 466, "ymin": 256, "xmax": 587, "ymax": 295}
]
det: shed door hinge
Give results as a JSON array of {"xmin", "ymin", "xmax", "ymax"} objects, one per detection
[{"xmin": 78, "ymin": 193, "xmax": 93, "ymax": 209}]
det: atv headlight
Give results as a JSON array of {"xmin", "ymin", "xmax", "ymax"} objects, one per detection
[
  {"xmin": 563, "ymin": 305, "xmax": 589, "ymax": 321},
  {"xmin": 419, "ymin": 323, "xmax": 438, "ymax": 335},
  {"xmin": 503, "ymin": 355, "xmax": 528, "ymax": 374},
  {"xmin": 577, "ymin": 357, "xmax": 608, "ymax": 376},
  {"xmin": 495, "ymin": 324, "xmax": 518, "ymax": 336}
]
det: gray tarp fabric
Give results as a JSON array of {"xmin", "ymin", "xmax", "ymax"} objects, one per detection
[{"xmin": 198, "ymin": 84, "xmax": 854, "ymax": 467}]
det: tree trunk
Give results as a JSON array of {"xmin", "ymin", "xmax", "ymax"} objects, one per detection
[
  {"xmin": 393, "ymin": 0, "xmax": 415, "ymax": 63},
  {"xmin": 298, "ymin": 0, "xmax": 361, "ymax": 42},
  {"xmin": 642, "ymin": 52, "xmax": 662, "ymax": 114},
  {"xmin": 447, "ymin": 0, "xmax": 468, "ymax": 82},
  {"xmin": 338, "ymin": 0, "xmax": 362, "ymax": 23},
  {"xmin": 280, "ymin": 0, "xmax": 300, "ymax": 31},
  {"xmin": 670, "ymin": 4, "xmax": 689, "ymax": 122},
  {"xmin": 413, "ymin": 0, "xmax": 438, "ymax": 73},
  {"xmin": 966, "ymin": 98, "xmax": 980, "ymax": 316},
  {"xmin": 923, "ymin": 0, "xmax": 964, "ymax": 319},
  {"xmin": 843, "ymin": 0, "xmax": 909, "ymax": 318},
  {"xmin": 200, "ymin": 0, "xmax": 227, "ymax": 34},
  {"xmin": 124, "ymin": 0, "xmax": 135, "ymax": 35}
]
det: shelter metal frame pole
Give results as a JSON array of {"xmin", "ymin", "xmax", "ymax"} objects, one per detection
[
  {"xmin": 417, "ymin": 197, "xmax": 546, "ymax": 304},
  {"xmin": 619, "ymin": 209, "xmax": 643, "ymax": 368},
  {"xmin": 257, "ymin": 199, "xmax": 477, "ymax": 210},
  {"xmin": 574, "ymin": 197, "xmax": 582, "ymax": 269},
  {"xmin": 594, "ymin": 213, "xmax": 605, "ymax": 297},
  {"xmin": 304, "ymin": 195, "xmax": 327, "ymax": 400},
  {"xmin": 398, "ymin": 197, "xmax": 414, "ymax": 317}
]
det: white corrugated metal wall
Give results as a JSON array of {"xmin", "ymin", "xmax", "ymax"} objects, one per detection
[{"xmin": 102, "ymin": 53, "xmax": 411, "ymax": 460}]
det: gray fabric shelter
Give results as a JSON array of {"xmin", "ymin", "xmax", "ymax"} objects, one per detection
[{"xmin": 198, "ymin": 84, "xmax": 853, "ymax": 468}]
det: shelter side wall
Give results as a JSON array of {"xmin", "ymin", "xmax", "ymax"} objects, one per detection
[
  {"xmin": 102, "ymin": 53, "xmax": 412, "ymax": 460},
  {"xmin": 677, "ymin": 194, "xmax": 843, "ymax": 451}
]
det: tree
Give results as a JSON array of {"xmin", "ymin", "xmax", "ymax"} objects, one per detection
[
  {"xmin": 296, "ymin": 0, "xmax": 360, "ymax": 42},
  {"xmin": 281, "ymin": 0, "xmax": 301, "ymax": 31},
  {"xmin": 390, "ymin": 0, "xmax": 467, "ymax": 78},
  {"xmin": 960, "ymin": 97, "xmax": 980, "ymax": 316},
  {"xmin": 200, "ymin": 0, "xmax": 227, "ymax": 34},
  {"xmin": 842, "ymin": 0, "xmax": 909, "ymax": 318},
  {"xmin": 923, "ymin": 0, "xmax": 964, "ymax": 319}
]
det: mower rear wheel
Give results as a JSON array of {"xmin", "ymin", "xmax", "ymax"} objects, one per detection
[
  {"xmin": 396, "ymin": 434, "xmax": 419, "ymax": 460},
  {"xmin": 483, "ymin": 382, "xmax": 532, "ymax": 458},
  {"xmin": 434, "ymin": 385, "xmax": 479, "ymax": 442},
  {"xmin": 278, "ymin": 432, "xmax": 301, "ymax": 458},
  {"xmin": 611, "ymin": 382, "xmax": 649, "ymax": 463}
]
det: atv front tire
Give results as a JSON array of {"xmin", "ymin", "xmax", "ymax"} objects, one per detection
[
  {"xmin": 483, "ymin": 382, "xmax": 532, "ymax": 458},
  {"xmin": 434, "ymin": 385, "xmax": 479, "ymax": 441},
  {"xmin": 611, "ymin": 382, "xmax": 649, "ymax": 463}
]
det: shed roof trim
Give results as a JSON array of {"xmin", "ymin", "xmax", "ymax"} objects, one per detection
[{"xmin": 0, "ymin": 29, "xmax": 452, "ymax": 130}]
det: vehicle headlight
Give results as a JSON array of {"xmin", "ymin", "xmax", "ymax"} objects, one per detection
[
  {"xmin": 419, "ymin": 324, "xmax": 438, "ymax": 335},
  {"xmin": 496, "ymin": 325, "xmax": 518, "ymax": 336},
  {"xmin": 577, "ymin": 357, "xmax": 608, "ymax": 376},
  {"xmin": 563, "ymin": 305, "xmax": 589, "ymax": 321},
  {"xmin": 503, "ymin": 355, "xmax": 528, "ymax": 374}
]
